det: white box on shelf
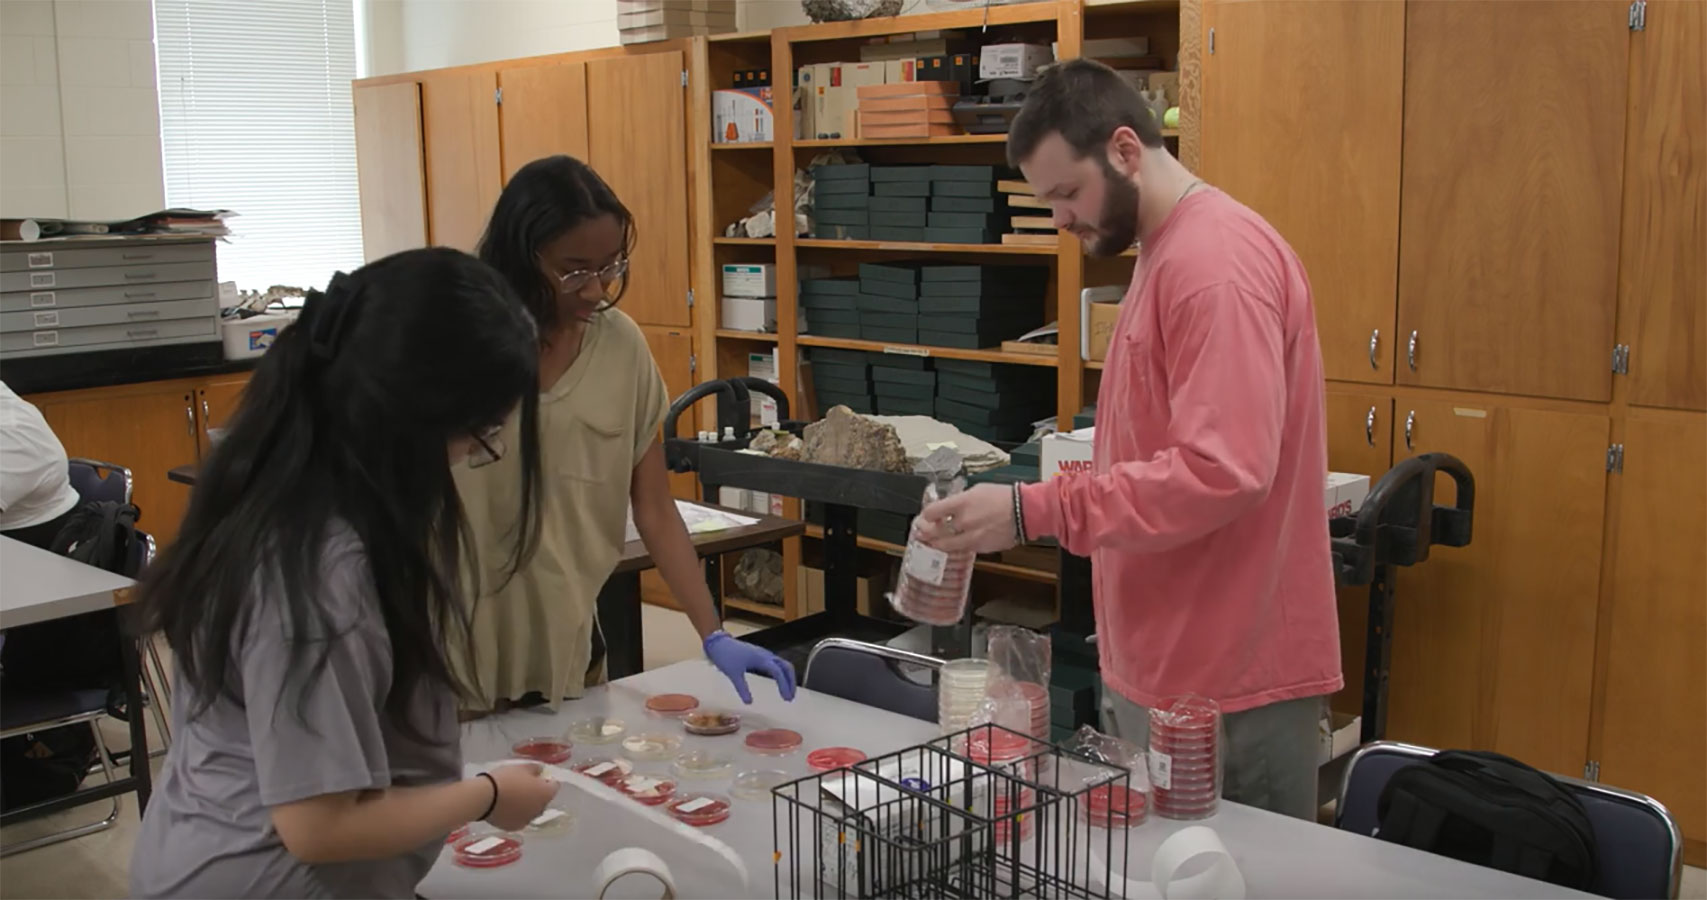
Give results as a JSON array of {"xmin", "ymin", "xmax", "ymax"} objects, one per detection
[
  {"xmin": 978, "ymin": 43, "xmax": 1054, "ymax": 81},
  {"xmin": 1040, "ymin": 427, "xmax": 1095, "ymax": 479},
  {"xmin": 721, "ymin": 296, "xmax": 776, "ymax": 333},
  {"xmin": 747, "ymin": 350, "xmax": 779, "ymax": 425},
  {"xmin": 721, "ymin": 262, "xmax": 777, "ymax": 298},
  {"xmin": 712, "ymin": 88, "xmax": 774, "ymax": 143},
  {"xmin": 1325, "ymin": 472, "xmax": 1371, "ymax": 519}
]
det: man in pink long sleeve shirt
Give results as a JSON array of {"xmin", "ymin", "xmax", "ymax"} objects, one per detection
[{"xmin": 916, "ymin": 60, "xmax": 1340, "ymax": 819}]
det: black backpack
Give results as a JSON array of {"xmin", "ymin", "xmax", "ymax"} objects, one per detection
[{"xmin": 1375, "ymin": 749, "xmax": 1597, "ymax": 890}]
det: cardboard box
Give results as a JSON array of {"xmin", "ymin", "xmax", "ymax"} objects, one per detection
[
  {"xmin": 979, "ymin": 43, "xmax": 1053, "ymax": 81},
  {"xmin": 1082, "ymin": 36, "xmax": 1151, "ymax": 57},
  {"xmin": 863, "ymin": 122, "xmax": 958, "ymax": 139},
  {"xmin": 712, "ymin": 88, "xmax": 773, "ymax": 143},
  {"xmin": 861, "ymin": 108, "xmax": 955, "ymax": 127},
  {"xmin": 618, "ymin": 8, "xmax": 735, "ymax": 28},
  {"xmin": 882, "ymin": 58, "xmax": 917, "ymax": 84},
  {"xmin": 857, "ymin": 81, "xmax": 958, "ymax": 99},
  {"xmin": 721, "ymin": 262, "xmax": 776, "ymax": 298},
  {"xmin": 814, "ymin": 62, "xmax": 884, "ymax": 140},
  {"xmin": 1326, "ymin": 472, "xmax": 1371, "ymax": 519},
  {"xmin": 1040, "ymin": 427, "xmax": 1095, "ymax": 479},
  {"xmin": 721, "ymin": 297, "xmax": 776, "ymax": 333},
  {"xmin": 861, "ymin": 94, "xmax": 954, "ymax": 113},
  {"xmin": 1087, "ymin": 293, "xmax": 1122, "ymax": 362}
]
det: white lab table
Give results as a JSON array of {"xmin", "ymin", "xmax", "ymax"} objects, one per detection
[
  {"xmin": 423, "ymin": 660, "xmax": 1594, "ymax": 900},
  {"xmin": 0, "ymin": 534, "xmax": 134, "ymax": 629}
]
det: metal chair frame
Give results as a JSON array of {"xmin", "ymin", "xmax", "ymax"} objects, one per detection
[{"xmin": 802, "ymin": 637, "xmax": 945, "ymax": 722}]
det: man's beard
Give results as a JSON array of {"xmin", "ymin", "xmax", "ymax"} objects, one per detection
[{"xmin": 1087, "ymin": 162, "xmax": 1140, "ymax": 258}]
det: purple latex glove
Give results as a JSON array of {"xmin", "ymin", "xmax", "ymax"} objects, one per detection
[{"xmin": 703, "ymin": 631, "xmax": 797, "ymax": 704}]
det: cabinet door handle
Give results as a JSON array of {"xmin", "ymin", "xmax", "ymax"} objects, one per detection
[
  {"xmin": 1407, "ymin": 330, "xmax": 1419, "ymax": 371},
  {"xmin": 1369, "ymin": 329, "xmax": 1380, "ymax": 370},
  {"xmin": 1405, "ymin": 410, "xmax": 1416, "ymax": 451},
  {"xmin": 127, "ymin": 309, "xmax": 159, "ymax": 319},
  {"xmin": 185, "ymin": 401, "xmax": 195, "ymax": 436},
  {"xmin": 202, "ymin": 398, "xmax": 211, "ymax": 426},
  {"xmin": 1366, "ymin": 406, "xmax": 1378, "ymax": 447},
  {"xmin": 123, "ymin": 271, "xmax": 158, "ymax": 281}
]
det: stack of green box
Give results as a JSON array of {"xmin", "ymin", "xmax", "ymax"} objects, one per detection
[
  {"xmin": 800, "ymin": 276, "xmax": 861, "ymax": 339},
  {"xmin": 917, "ymin": 264, "xmax": 1047, "ymax": 349},
  {"xmin": 857, "ymin": 262, "xmax": 921, "ymax": 345},
  {"xmin": 811, "ymin": 164, "xmax": 872, "ymax": 240},
  {"xmin": 868, "ymin": 166, "xmax": 932, "ymax": 242},
  {"xmin": 928, "ymin": 165, "xmax": 1008, "ymax": 244},
  {"xmin": 867, "ymin": 351, "xmax": 934, "ymax": 417},
  {"xmin": 933, "ymin": 359, "xmax": 1054, "ymax": 443},
  {"xmin": 967, "ymin": 438, "xmax": 1042, "ymax": 487},
  {"xmin": 806, "ymin": 347, "xmax": 874, "ymax": 414}
]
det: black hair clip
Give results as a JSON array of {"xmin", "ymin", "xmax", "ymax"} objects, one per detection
[{"xmin": 307, "ymin": 271, "xmax": 361, "ymax": 361}]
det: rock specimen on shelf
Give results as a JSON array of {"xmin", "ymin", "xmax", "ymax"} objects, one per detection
[
  {"xmin": 802, "ymin": 405, "xmax": 909, "ymax": 473},
  {"xmin": 750, "ymin": 428, "xmax": 806, "ymax": 461}
]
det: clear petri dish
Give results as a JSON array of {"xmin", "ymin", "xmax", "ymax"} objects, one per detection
[
  {"xmin": 744, "ymin": 728, "xmax": 803, "ymax": 755},
  {"xmin": 668, "ymin": 793, "xmax": 733, "ymax": 827},
  {"xmin": 621, "ymin": 733, "xmax": 683, "ymax": 761},
  {"xmin": 682, "ymin": 710, "xmax": 742, "ymax": 736},
  {"xmin": 511, "ymin": 737, "xmax": 573, "ymax": 765},
  {"xmin": 572, "ymin": 756, "xmax": 634, "ymax": 785},
  {"xmin": 806, "ymin": 746, "xmax": 867, "ymax": 772},
  {"xmin": 730, "ymin": 769, "xmax": 790, "ymax": 800},
  {"xmin": 617, "ymin": 774, "xmax": 678, "ymax": 806},
  {"xmin": 644, "ymin": 693, "xmax": 701, "ymax": 717},
  {"xmin": 445, "ymin": 823, "xmax": 470, "ymax": 845},
  {"xmin": 672, "ymin": 749, "xmax": 735, "ymax": 781},
  {"xmin": 568, "ymin": 717, "xmax": 628, "ymax": 745},
  {"xmin": 452, "ymin": 833, "xmax": 524, "ymax": 869},
  {"xmin": 524, "ymin": 806, "xmax": 574, "ymax": 837}
]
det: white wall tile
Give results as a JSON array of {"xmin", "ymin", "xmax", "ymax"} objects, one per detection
[
  {"xmin": 1, "ymin": 36, "xmax": 39, "ymax": 85},
  {"xmin": 63, "ymin": 134, "xmax": 161, "ymax": 187},
  {"xmin": 34, "ymin": 36, "xmax": 59, "ymax": 84},
  {"xmin": 55, "ymin": 36, "xmax": 132, "ymax": 87},
  {"xmin": 0, "ymin": 1, "xmax": 56, "ymax": 37},
  {"xmin": 60, "ymin": 85, "xmax": 160, "ymax": 137},
  {"xmin": 0, "ymin": 184, "xmax": 70, "ymax": 219},
  {"xmin": 0, "ymin": 135, "xmax": 68, "ymax": 184},
  {"xmin": 67, "ymin": 179, "xmax": 162, "ymax": 220},
  {"xmin": 129, "ymin": 38, "xmax": 155, "ymax": 88},
  {"xmin": 50, "ymin": 0, "xmax": 154, "ymax": 40},
  {"xmin": 0, "ymin": 84, "xmax": 63, "ymax": 137}
]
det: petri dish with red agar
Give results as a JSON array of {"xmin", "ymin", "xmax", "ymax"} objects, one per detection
[
  {"xmin": 745, "ymin": 728, "xmax": 803, "ymax": 756},
  {"xmin": 621, "ymin": 733, "xmax": 683, "ymax": 761},
  {"xmin": 510, "ymin": 736, "xmax": 572, "ymax": 765},
  {"xmin": 668, "ymin": 793, "xmax": 733, "ymax": 827},
  {"xmin": 573, "ymin": 757, "xmax": 633, "ymax": 785},
  {"xmin": 445, "ymin": 823, "xmax": 470, "ymax": 845},
  {"xmin": 452, "ymin": 833, "xmax": 523, "ymax": 869},
  {"xmin": 682, "ymin": 710, "xmax": 742, "ymax": 736},
  {"xmin": 1083, "ymin": 783, "xmax": 1147, "ymax": 829},
  {"xmin": 644, "ymin": 693, "xmax": 700, "ymax": 717},
  {"xmin": 806, "ymin": 747, "xmax": 867, "ymax": 772},
  {"xmin": 568, "ymin": 717, "xmax": 627, "ymax": 745},
  {"xmin": 618, "ymin": 774, "xmax": 678, "ymax": 806}
]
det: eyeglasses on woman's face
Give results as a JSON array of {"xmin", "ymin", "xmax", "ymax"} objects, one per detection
[
  {"xmin": 554, "ymin": 257, "xmax": 629, "ymax": 298},
  {"xmin": 467, "ymin": 423, "xmax": 506, "ymax": 469}
]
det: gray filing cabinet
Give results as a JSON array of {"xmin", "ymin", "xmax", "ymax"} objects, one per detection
[{"xmin": 0, "ymin": 236, "xmax": 220, "ymax": 358}]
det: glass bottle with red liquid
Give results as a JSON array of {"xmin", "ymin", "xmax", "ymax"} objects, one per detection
[{"xmin": 889, "ymin": 476, "xmax": 975, "ymax": 626}]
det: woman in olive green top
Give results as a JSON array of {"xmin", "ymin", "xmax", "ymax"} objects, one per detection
[{"xmin": 453, "ymin": 155, "xmax": 795, "ymax": 713}]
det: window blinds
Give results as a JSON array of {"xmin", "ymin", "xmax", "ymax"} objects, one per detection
[{"xmin": 155, "ymin": 0, "xmax": 363, "ymax": 292}]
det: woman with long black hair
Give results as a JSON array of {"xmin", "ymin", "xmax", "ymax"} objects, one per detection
[
  {"xmin": 129, "ymin": 248, "xmax": 561, "ymax": 899},
  {"xmin": 454, "ymin": 155, "xmax": 794, "ymax": 713}
]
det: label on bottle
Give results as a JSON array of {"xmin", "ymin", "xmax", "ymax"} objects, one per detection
[
  {"xmin": 902, "ymin": 541, "xmax": 949, "ymax": 586},
  {"xmin": 1149, "ymin": 751, "xmax": 1173, "ymax": 790}
]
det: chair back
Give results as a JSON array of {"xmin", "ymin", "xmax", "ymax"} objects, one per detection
[
  {"xmin": 125, "ymin": 530, "xmax": 156, "ymax": 579},
  {"xmin": 1338, "ymin": 741, "xmax": 1682, "ymax": 899},
  {"xmin": 802, "ymin": 638, "xmax": 943, "ymax": 723},
  {"xmin": 66, "ymin": 458, "xmax": 132, "ymax": 505}
]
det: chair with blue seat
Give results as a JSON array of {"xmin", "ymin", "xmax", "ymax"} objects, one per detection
[
  {"xmin": 802, "ymin": 638, "xmax": 943, "ymax": 723},
  {"xmin": 65, "ymin": 458, "xmax": 132, "ymax": 505},
  {"xmin": 1337, "ymin": 741, "xmax": 1682, "ymax": 899}
]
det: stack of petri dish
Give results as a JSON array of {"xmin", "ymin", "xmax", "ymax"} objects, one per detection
[
  {"xmin": 1081, "ymin": 782, "xmax": 1147, "ymax": 830},
  {"xmin": 1017, "ymin": 681, "xmax": 1050, "ymax": 740},
  {"xmin": 1148, "ymin": 695, "xmax": 1221, "ymax": 820},
  {"xmin": 938, "ymin": 659, "xmax": 992, "ymax": 735},
  {"xmin": 966, "ymin": 727, "xmax": 1036, "ymax": 843}
]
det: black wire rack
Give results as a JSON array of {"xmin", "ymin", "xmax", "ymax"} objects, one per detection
[{"xmin": 770, "ymin": 724, "xmax": 1133, "ymax": 899}]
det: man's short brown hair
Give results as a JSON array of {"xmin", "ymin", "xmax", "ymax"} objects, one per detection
[{"xmin": 1007, "ymin": 58, "xmax": 1165, "ymax": 168}]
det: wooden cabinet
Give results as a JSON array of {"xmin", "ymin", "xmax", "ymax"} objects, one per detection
[
  {"xmin": 33, "ymin": 382, "xmax": 202, "ymax": 545},
  {"xmin": 1324, "ymin": 389, "xmax": 1395, "ymax": 715},
  {"xmin": 353, "ymin": 82, "xmax": 428, "ymax": 262},
  {"xmin": 1201, "ymin": 0, "xmax": 1403, "ymax": 384},
  {"xmin": 1387, "ymin": 399, "xmax": 1609, "ymax": 776},
  {"xmin": 1398, "ymin": 1, "xmax": 1629, "ymax": 402},
  {"xmin": 1594, "ymin": 411, "xmax": 1706, "ymax": 848},
  {"xmin": 587, "ymin": 52, "xmax": 691, "ymax": 328},
  {"xmin": 421, "ymin": 71, "xmax": 503, "ymax": 253},
  {"xmin": 194, "ymin": 375, "xmax": 249, "ymax": 456},
  {"xmin": 1617, "ymin": 0, "xmax": 1706, "ymax": 412},
  {"xmin": 640, "ymin": 325, "xmax": 699, "ymax": 501},
  {"xmin": 498, "ymin": 63, "xmax": 591, "ymax": 183}
]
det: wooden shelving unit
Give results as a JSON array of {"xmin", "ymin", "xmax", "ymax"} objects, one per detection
[{"xmin": 692, "ymin": 0, "xmax": 1199, "ymax": 617}]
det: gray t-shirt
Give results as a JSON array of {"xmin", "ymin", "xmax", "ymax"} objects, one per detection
[{"xmin": 130, "ymin": 531, "xmax": 461, "ymax": 899}]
